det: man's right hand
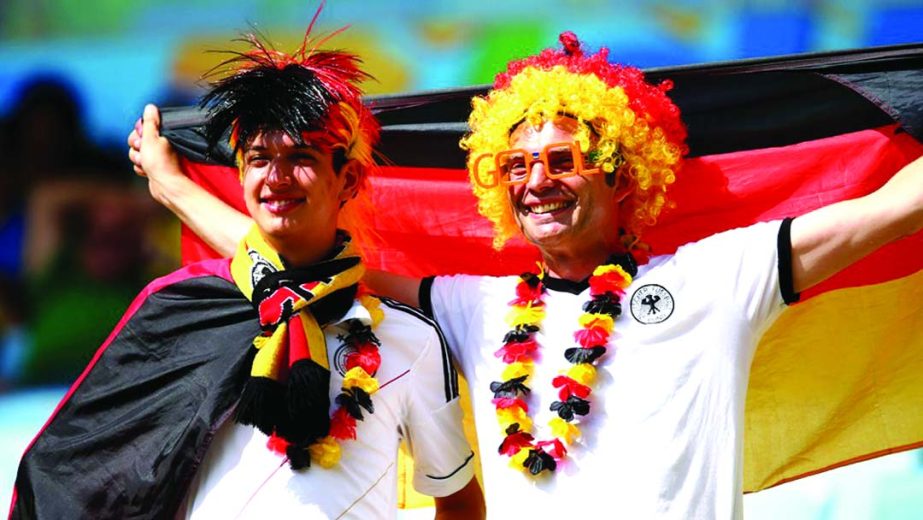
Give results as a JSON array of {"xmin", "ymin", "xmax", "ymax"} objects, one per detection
[
  {"xmin": 127, "ymin": 104, "xmax": 186, "ymax": 207},
  {"xmin": 125, "ymin": 103, "xmax": 252, "ymax": 257}
]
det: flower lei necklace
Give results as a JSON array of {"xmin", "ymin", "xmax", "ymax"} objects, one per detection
[
  {"xmin": 268, "ymin": 293, "xmax": 386, "ymax": 469},
  {"xmin": 492, "ymin": 255, "xmax": 635, "ymax": 475}
]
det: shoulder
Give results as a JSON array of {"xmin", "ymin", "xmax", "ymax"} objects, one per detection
[
  {"xmin": 110, "ymin": 258, "xmax": 243, "ymax": 335},
  {"xmin": 377, "ymin": 295, "xmax": 441, "ymax": 329},
  {"xmin": 433, "ymin": 273, "xmax": 509, "ymax": 287},
  {"xmin": 373, "ymin": 296, "xmax": 447, "ymax": 352},
  {"xmin": 687, "ymin": 220, "xmax": 781, "ymax": 249},
  {"xmin": 125, "ymin": 259, "xmax": 255, "ymax": 350},
  {"xmin": 375, "ymin": 296, "xmax": 448, "ymax": 352},
  {"xmin": 372, "ymin": 297, "xmax": 459, "ymax": 401},
  {"xmin": 670, "ymin": 220, "xmax": 782, "ymax": 262},
  {"xmin": 144, "ymin": 258, "xmax": 236, "ymax": 297},
  {"xmin": 427, "ymin": 273, "xmax": 516, "ymax": 303}
]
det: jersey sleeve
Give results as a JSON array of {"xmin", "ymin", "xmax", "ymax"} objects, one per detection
[
  {"xmin": 420, "ymin": 274, "xmax": 487, "ymax": 369},
  {"xmin": 402, "ymin": 321, "xmax": 475, "ymax": 498}
]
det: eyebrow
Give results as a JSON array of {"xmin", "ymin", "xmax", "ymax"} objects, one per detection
[{"xmin": 245, "ymin": 144, "xmax": 316, "ymax": 152}]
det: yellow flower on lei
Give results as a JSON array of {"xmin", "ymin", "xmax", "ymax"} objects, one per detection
[
  {"xmin": 343, "ymin": 366, "xmax": 380, "ymax": 394},
  {"xmin": 309, "ymin": 435, "xmax": 342, "ymax": 468},
  {"xmin": 549, "ymin": 417, "xmax": 581, "ymax": 444},
  {"xmin": 510, "ymin": 446, "xmax": 531, "ymax": 469},
  {"xmin": 502, "ymin": 361, "xmax": 533, "ymax": 381},
  {"xmin": 578, "ymin": 313, "xmax": 615, "ymax": 333},
  {"xmin": 497, "ymin": 406, "xmax": 533, "ymax": 432},
  {"xmin": 593, "ymin": 263, "xmax": 631, "ymax": 285},
  {"xmin": 567, "ymin": 363, "xmax": 597, "ymax": 386},
  {"xmin": 505, "ymin": 303, "xmax": 546, "ymax": 328}
]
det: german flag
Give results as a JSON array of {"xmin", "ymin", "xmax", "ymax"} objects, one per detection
[{"xmin": 162, "ymin": 43, "xmax": 923, "ymax": 497}]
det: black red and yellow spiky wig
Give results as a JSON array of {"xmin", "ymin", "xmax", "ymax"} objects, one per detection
[
  {"xmin": 200, "ymin": 6, "xmax": 379, "ymax": 187},
  {"xmin": 461, "ymin": 32, "xmax": 687, "ymax": 250}
]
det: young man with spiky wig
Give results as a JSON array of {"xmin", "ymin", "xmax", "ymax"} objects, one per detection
[
  {"xmin": 10, "ymin": 22, "xmax": 483, "ymax": 520},
  {"xmin": 129, "ymin": 33, "xmax": 923, "ymax": 519}
]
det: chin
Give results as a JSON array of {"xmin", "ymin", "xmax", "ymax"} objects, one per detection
[
  {"xmin": 521, "ymin": 226, "xmax": 571, "ymax": 248},
  {"xmin": 259, "ymin": 218, "xmax": 300, "ymax": 240}
]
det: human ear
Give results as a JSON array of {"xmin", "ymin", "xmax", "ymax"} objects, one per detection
[
  {"xmin": 613, "ymin": 171, "xmax": 633, "ymax": 203},
  {"xmin": 338, "ymin": 159, "xmax": 361, "ymax": 206}
]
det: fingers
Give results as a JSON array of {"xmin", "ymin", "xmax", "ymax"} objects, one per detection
[
  {"xmin": 127, "ymin": 122, "xmax": 143, "ymax": 176},
  {"xmin": 126, "ymin": 116, "xmax": 143, "ymax": 149},
  {"xmin": 128, "ymin": 148, "xmax": 145, "ymax": 176},
  {"xmin": 141, "ymin": 104, "xmax": 161, "ymax": 144},
  {"xmin": 127, "ymin": 129, "xmax": 141, "ymax": 150}
]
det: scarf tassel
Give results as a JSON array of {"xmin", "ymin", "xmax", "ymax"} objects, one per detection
[
  {"xmin": 284, "ymin": 358, "xmax": 332, "ymax": 445},
  {"xmin": 287, "ymin": 442, "xmax": 312, "ymax": 470},
  {"xmin": 235, "ymin": 377, "xmax": 287, "ymax": 436}
]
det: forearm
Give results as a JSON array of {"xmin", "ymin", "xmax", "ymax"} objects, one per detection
[
  {"xmin": 152, "ymin": 171, "xmax": 251, "ymax": 257},
  {"xmin": 791, "ymin": 153, "xmax": 923, "ymax": 292},
  {"xmin": 435, "ymin": 506, "xmax": 484, "ymax": 520},
  {"xmin": 870, "ymin": 153, "xmax": 923, "ymax": 237},
  {"xmin": 433, "ymin": 478, "xmax": 485, "ymax": 520}
]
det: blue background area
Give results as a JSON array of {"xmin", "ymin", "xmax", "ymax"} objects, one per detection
[{"xmin": 0, "ymin": 0, "xmax": 922, "ymax": 147}]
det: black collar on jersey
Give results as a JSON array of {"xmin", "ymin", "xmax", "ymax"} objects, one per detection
[{"xmin": 543, "ymin": 252, "xmax": 638, "ymax": 294}]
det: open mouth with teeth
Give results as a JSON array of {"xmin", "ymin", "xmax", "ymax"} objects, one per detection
[{"xmin": 526, "ymin": 200, "xmax": 575, "ymax": 215}]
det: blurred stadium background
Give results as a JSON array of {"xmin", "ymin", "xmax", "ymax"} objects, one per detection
[{"xmin": 1, "ymin": 1, "xmax": 922, "ymax": 517}]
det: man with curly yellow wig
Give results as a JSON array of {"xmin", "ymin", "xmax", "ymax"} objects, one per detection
[
  {"xmin": 397, "ymin": 33, "xmax": 921, "ymax": 518},
  {"xmin": 129, "ymin": 32, "xmax": 923, "ymax": 518},
  {"xmin": 462, "ymin": 31, "xmax": 686, "ymax": 258}
]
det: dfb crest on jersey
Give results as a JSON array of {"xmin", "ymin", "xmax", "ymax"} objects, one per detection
[{"xmin": 629, "ymin": 284, "xmax": 675, "ymax": 324}]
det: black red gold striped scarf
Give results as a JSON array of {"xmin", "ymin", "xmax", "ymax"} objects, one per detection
[{"xmin": 230, "ymin": 226, "xmax": 364, "ymax": 449}]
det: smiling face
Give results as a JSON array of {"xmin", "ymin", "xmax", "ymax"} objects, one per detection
[
  {"xmin": 507, "ymin": 117, "xmax": 625, "ymax": 260},
  {"xmin": 242, "ymin": 131, "xmax": 358, "ymax": 266}
]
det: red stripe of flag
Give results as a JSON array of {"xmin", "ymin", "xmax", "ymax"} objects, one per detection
[{"xmin": 179, "ymin": 124, "xmax": 923, "ymax": 300}]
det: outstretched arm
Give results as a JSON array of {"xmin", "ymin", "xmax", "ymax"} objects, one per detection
[
  {"xmin": 127, "ymin": 104, "xmax": 251, "ymax": 257},
  {"xmin": 791, "ymin": 153, "xmax": 923, "ymax": 293},
  {"xmin": 364, "ymin": 270, "xmax": 423, "ymax": 308}
]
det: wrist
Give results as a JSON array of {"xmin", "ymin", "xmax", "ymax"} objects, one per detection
[{"xmin": 150, "ymin": 165, "xmax": 191, "ymax": 210}]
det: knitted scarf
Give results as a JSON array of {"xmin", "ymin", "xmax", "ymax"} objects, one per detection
[{"xmin": 230, "ymin": 225, "xmax": 364, "ymax": 450}]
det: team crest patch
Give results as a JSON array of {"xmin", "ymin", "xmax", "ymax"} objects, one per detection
[
  {"xmin": 629, "ymin": 284, "xmax": 675, "ymax": 324},
  {"xmin": 332, "ymin": 343, "xmax": 353, "ymax": 376},
  {"xmin": 333, "ymin": 340, "xmax": 378, "ymax": 377}
]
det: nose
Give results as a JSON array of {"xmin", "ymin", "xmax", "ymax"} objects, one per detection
[
  {"xmin": 265, "ymin": 160, "xmax": 293, "ymax": 189},
  {"xmin": 525, "ymin": 154, "xmax": 553, "ymax": 191}
]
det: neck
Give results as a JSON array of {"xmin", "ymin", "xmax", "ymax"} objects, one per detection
[
  {"xmin": 271, "ymin": 229, "xmax": 338, "ymax": 268},
  {"xmin": 541, "ymin": 246, "xmax": 612, "ymax": 282}
]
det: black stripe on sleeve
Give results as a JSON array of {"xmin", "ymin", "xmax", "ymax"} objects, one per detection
[
  {"xmin": 777, "ymin": 217, "xmax": 801, "ymax": 304},
  {"xmin": 378, "ymin": 297, "xmax": 458, "ymax": 402},
  {"xmin": 425, "ymin": 451, "xmax": 475, "ymax": 480},
  {"xmin": 419, "ymin": 276, "xmax": 436, "ymax": 319}
]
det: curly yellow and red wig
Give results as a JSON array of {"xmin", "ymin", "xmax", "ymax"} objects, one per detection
[{"xmin": 461, "ymin": 32, "xmax": 687, "ymax": 250}]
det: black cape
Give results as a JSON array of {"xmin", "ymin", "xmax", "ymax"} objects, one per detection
[{"xmin": 11, "ymin": 260, "xmax": 259, "ymax": 519}]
